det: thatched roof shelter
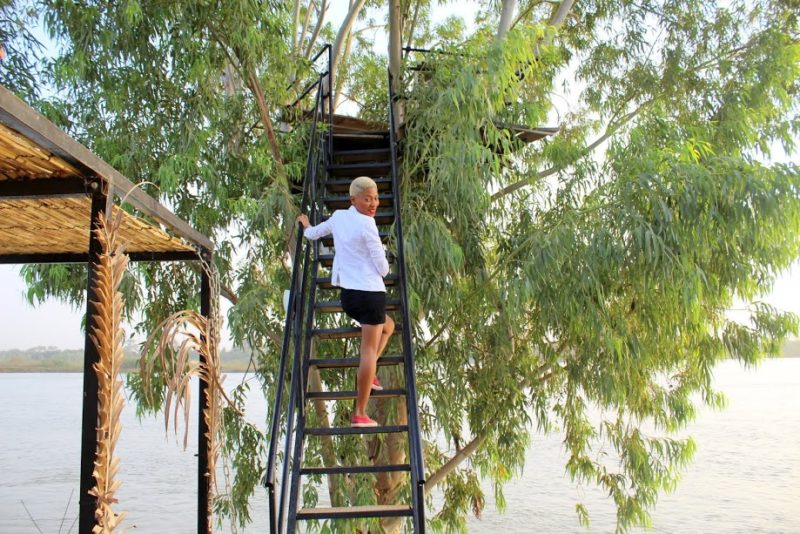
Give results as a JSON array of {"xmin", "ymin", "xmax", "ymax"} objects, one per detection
[
  {"xmin": 0, "ymin": 88, "xmax": 211, "ymax": 262},
  {"xmin": 0, "ymin": 85, "xmax": 214, "ymax": 534}
]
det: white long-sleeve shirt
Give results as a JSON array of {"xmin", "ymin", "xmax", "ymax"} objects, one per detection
[{"xmin": 303, "ymin": 206, "xmax": 389, "ymax": 292}]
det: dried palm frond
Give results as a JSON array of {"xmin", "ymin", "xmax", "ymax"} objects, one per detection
[
  {"xmin": 87, "ymin": 211, "xmax": 129, "ymax": 533},
  {"xmin": 139, "ymin": 260, "xmax": 226, "ymax": 530}
]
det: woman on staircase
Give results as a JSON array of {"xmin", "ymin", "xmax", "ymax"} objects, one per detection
[{"xmin": 297, "ymin": 175, "xmax": 395, "ymax": 428}]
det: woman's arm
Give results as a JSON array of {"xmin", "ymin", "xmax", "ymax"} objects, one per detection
[
  {"xmin": 298, "ymin": 214, "xmax": 333, "ymax": 241},
  {"xmin": 363, "ymin": 222, "xmax": 390, "ymax": 277}
]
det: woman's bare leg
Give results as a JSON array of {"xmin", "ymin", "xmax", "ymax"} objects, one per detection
[
  {"xmin": 355, "ymin": 323, "xmax": 383, "ymax": 417},
  {"xmin": 375, "ymin": 314, "xmax": 395, "ymax": 360}
]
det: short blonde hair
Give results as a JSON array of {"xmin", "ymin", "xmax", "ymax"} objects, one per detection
[{"xmin": 349, "ymin": 176, "xmax": 378, "ymax": 197}]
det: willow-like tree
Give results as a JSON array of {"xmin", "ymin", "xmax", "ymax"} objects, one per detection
[{"xmin": 6, "ymin": 0, "xmax": 799, "ymax": 531}]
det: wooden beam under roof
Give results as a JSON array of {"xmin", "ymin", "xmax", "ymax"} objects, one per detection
[
  {"xmin": 0, "ymin": 86, "xmax": 214, "ymax": 252},
  {"xmin": 0, "ymin": 250, "xmax": 202, "ymax": 264},
  {"xmin": 0, "ymin": 175, "xmax": 90, "ymax": 199}
]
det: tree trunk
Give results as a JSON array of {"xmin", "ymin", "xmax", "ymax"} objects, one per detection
[
  {"xmin": 370, "ymin": 384, "xmax": 408, "ymax": 533},
  {"xmin": 307, "ymin": 344, "xmax": 345, "ymax": 506},
  {"xmin": 333, "ymin": 26, "xmax": 355, "ymax": 111},
  {"xmin": 548, "ymin": 0, "xmax": 575, "ymax": 28},
  {"xmin": 303, "ymin": 0, "xmax": 327, "ymax": 60},
  {"xmin": 380, "ymin": 432, "xmax": 488, "ymax": 532},
  {"xmin": 388, "ymin": 0, "xmax": 404, "ymax": 137},
  {"xmin": 246, "ymin": 72, "xmax": 287, "ymax": 182},
  {"xmin": 496, "ymin": 0, "xmax": 517, "ymax": 41},
  {"xmin": 291, "ymin": 0, "xmax": 302, "ymax": 54},
  {"xmin": 330, "ymin": 0, "xmax": 367, "ymax": 93}
]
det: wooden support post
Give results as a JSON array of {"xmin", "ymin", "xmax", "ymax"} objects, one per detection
[
  {"xmin": 78, "ymin": 186, "xmax": 106, "ymax": 534},
  {"xmin": 198, "ymin": 259, "xmax": 212, "ymax": 533}
]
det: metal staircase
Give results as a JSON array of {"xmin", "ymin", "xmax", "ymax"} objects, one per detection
[{"xmin": 265, "ymin": 46, "xmax": 426, "ymax": 533}]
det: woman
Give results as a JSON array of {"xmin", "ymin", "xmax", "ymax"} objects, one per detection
[{"xmin": 298, "ymin": 176, "xmax": 395, "ymax": 427}]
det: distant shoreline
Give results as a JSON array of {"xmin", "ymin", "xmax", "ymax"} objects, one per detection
[
  {"xmin": 1, "ymin": 342, "xmax": 798, "ymax": 373},
  {"xmin": 0, "ymin": 346, "xmax": 256, "ymax": 373},
  {"xmin": 0, "ymin": 365, "xmax": 255, "ymax": 373}
]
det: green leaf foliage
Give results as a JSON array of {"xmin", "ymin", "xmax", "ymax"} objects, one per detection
[{"xmin": 2, "ymin": 0, "xmax": 799, "ymax": 531}]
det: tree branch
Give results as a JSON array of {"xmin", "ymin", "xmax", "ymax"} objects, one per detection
[
  {"xmin": 291, "ymin": 0, "xmax": 302, "ymax": 55},
  {"xmin": 491, "ymin": 104, "xmax": 647, "ymax": 202},
  {"xmin": 382, "ymin": 432, "xmax": 488, "ymax": 532},
  {"xmin": 547, "ymin": 0, "xmax": 575, "ymax": 29},
  {"xmin": 389, "ymin": 0, "xmax": 404, "ymax": 134},
  {"xmin": 303, "ymin": 0, "xmax": 328, "ymax": 60},
  {"xmin": 425, "ymin": 433, "xmax": 488, "ymax": 490},
  {"xmin": 209, "ymin": 30, "xmax": 287, "ymax": 178},
  {"xmin": 405, "ymin": 0, "xmax": 421, "ymax": 50},
  {"xmin": 297, "ymin": 0, "xmax": 316, "ymax": 58},
  {"xmin": 333, "ymin": 23, "xmax": 355, "ymax": 111},
  {"xmin": 246, "ymin": 71, "xmax": 288, "ymax": 181},
  {"xmin": 496, "ymin": 0, "xmax": 518, "ymax": 41},
  {"xmin": 509, "ymin": 0, "xmax": 552, "ymax": 33},
  {"xmin": 330, "ymin": 0, "xmax": 367, "ymax": 85}
]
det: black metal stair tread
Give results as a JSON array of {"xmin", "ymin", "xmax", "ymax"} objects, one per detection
[
  {"xmin": 320, "ymin": 211, "xmax": 395, "ymax": 226},
  {"xmin": 305, "ymin": 424, "xmax": 409, "ymax": 436},
  {"xmin": 334, "ymin": 146, "xmax": 391, "ymax": 153},
  {"xmin": 325, "ymin": 177, "xmax": 392, "ymax": 192},
  {"xmin": 296, "ymin": 504, "xmax": 412, "ymax": 519},
  {"xmin": 328, "ymin": 161, "xmax": 391, "ymax": 170},
  {"xmin": 332, "ymin": 148, "xmax": 391, "ymax": 161},
  {"xmin": 312, "ymin": 326, "xmax": 363, "ymax": 339},
  {"xmin": 312, "ymin": 324, "xmax": 401, "ymax": 339},
  {"xmin": 318, "ymin": 251, "xmax": 395, "ymax": 267},
  {"xmin": 332, "ymin": 132, "xmax": 389, "ymax": 139},
  {"xmin": 315, "ymin": 299, "xmax": 399, "ymax": 313},
  {"xmin": 309, "ymin": 355, "xmax": 404, "ymax": 368},
  {"xmin": 316, "ymin": 274, "xmax": 398, "ymax": 288},
  {"xmin": 321, "ymin": 231, "xmax": 389, "ymax": 247},
  {"xmin": 330, "ymin": 132, "xmax": 390, "ymax": 152},
  {"xmin": 300, "ymin": 464, "xmax": 411, "ymax": 475},
  {"xmin": 306, "ymin": 388, "xmax": 406, "ymax": 400},
  {"xmin": 322, "ymin": 193, "xmax": 394, "ymax": 209},
  {"xmin": 326, "ymin": 176, "xmax": 391, "ymax": 185},
  {"xmin": 328, "ymin": 162, "xmax": 392, "ymax": 176}
]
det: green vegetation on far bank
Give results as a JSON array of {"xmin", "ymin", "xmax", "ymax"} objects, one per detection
[{"xmin": 0, "ymin": 346, "xmax": 256, "ymax": 373}]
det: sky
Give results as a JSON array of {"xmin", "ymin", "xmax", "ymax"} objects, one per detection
[{"xmin": 1, "ymin": 2, "xmax": 797, "ymax": 350}]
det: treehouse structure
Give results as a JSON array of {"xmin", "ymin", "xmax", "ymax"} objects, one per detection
[{"xmin": 0, "ymin": 86, "xmax": 215, "ymax": 534}]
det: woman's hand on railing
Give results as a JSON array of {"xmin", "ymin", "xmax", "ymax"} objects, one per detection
[{"xmin": 297, "ymin": 214, "xmax": 310, "ymax": 229}]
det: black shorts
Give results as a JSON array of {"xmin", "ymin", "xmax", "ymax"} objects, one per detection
[{"xmin": 340, "ymin": 288, "xmax": 386, "ymax": 325}]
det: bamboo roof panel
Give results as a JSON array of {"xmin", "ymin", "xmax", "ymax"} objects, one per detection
[
  {"xmin": 0, "ymin": 85, "xmax": 213, "ymax": 254},
  {"xmin": 0, "ymin": 84, "xmax": 211, "ymax": 260},
  {"xmin": 0, "ymin": 197, "xmax": 195, "ymax": 255},
  {"xmin": 0, "ymin": 123, "xmax": 83, "ymax": 180}
]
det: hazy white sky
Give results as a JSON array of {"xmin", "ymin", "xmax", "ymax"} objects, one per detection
[
  {"xmin": 2, "ymin": 261, "xmax": 798, "ymax": 350},
  {"xmin": 2, "ymin": 3, "xmax": 797, "ymax": 350}
]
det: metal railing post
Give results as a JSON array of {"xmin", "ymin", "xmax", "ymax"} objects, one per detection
[{"xmin": 387, "ymin": 69, "xmax": 427, "ymax": 533}]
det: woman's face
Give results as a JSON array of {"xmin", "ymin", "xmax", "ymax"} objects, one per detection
[{"xmin": 351, "ymin": 187, "xmax": 379, "ymax": 217}]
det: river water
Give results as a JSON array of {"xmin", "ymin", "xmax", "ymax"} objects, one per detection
[{"xmin": 1, "ymin": 358, "xmax": 798, "ymax": 533}]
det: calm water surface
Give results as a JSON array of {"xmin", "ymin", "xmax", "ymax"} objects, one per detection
[{"xmin": 1, "ymin": 358, "xmax": 798, "ymax": 533}]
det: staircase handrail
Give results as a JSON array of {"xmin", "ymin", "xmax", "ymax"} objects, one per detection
[
  {"xmin": 287, "ymin": 44, "xmax": 334, "ymax": 164},
  {"xmin": 388, "ymin": 69, "xmax": 427, "ymax": 532},
  {"xmin": 265, "ymin": 66, "xmax": 327, "ymax": 534},
  {"xmin": 287, "ymin": 44, "xmax": 332, "ymax": 108}
]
